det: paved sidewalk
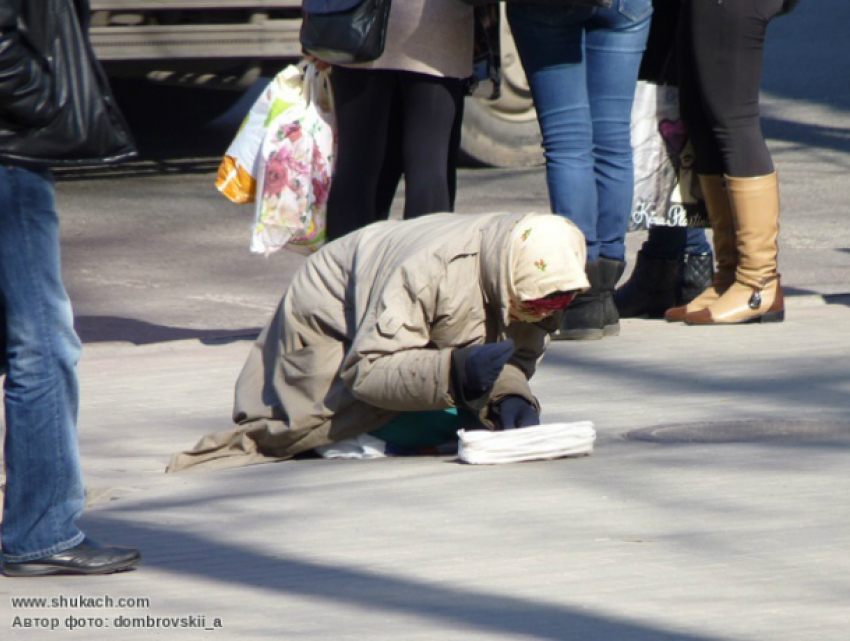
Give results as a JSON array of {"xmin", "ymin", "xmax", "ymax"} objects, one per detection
[{"xmin": 2, "ymin": 293, "xmax": 850, "ymax": 640}]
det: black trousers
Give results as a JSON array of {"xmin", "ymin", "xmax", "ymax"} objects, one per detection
[
  {"xmin": 677, "ymin": 0, "xmax": 785, "ymax": 177},
  {"xmin": 326, "ymin": 67, "xmax": 465, "ymax": 241}
]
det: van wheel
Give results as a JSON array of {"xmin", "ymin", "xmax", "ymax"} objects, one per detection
[{"xmin": 460, "ymin": 9, "xmax": 543, "ymax": 168}]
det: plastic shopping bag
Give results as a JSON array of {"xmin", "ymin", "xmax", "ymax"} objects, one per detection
[
  {"xmin": 629, "ymin": 81, "xmax": 706, "ymax": 231},
  {"xmin": 251, "ymin": 63, "xmax": 335, "ymax": 255},
  {"xmin": 215, "ymin": 65, "xmax": 311, "ymax": 205}
]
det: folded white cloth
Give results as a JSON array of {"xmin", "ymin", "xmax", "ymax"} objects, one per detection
[{"xmin": 458, "ymin": 421, "xmax": 596, "ymax": 465}]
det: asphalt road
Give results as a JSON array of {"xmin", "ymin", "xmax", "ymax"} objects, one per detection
[{"xmin": 55, "ymin": 0, "xmax": 850, "ymax": 345}]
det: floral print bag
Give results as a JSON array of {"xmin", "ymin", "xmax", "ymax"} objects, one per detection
[{"xmin": 251, "ymin": 62, "xmax": 336, "ymax": 255}]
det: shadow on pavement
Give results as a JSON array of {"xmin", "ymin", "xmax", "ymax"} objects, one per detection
[
  {"xmin": 84, "ymin": 512, "xmax": 724, "ymax": 641},
  {"xmin": 75, "ymin": 316, "xmax": 259, "ymax": 346}
]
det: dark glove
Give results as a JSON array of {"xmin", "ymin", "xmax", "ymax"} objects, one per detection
[
  {"xmin": 463, "ymin": 339, "xmax": 515, "ymax": 396},
  {"xmin": 496, "ymin": 396, "xmax": 540, "ymax": 430}
]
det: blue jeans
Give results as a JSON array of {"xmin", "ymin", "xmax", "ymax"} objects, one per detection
[
  {"xmin": 507, "ymin": 0, "xmax": 652, "ymax": 262},
  {"xmin": 0, "ymin": 165, "xmax": 86, "ymax": 563}
]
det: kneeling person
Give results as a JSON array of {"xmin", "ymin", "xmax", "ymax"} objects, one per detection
[{"xmin": 169, "ymin": 212, "xmax": 588, "ymax": 471}]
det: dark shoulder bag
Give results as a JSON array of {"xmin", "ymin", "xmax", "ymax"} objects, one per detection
[{"xmin": 300, "ymin": 0, "xmax": 392, "ymax": 64}]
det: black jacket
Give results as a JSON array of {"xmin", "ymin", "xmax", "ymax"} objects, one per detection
[{"xmin": 0, "ymin": 0, "xmax": 136, "ymax": 166}]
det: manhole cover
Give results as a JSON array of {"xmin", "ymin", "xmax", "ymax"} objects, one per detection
[{"xmin": 625, "ymin": 420, "xmax": 850, "ymax": 444}]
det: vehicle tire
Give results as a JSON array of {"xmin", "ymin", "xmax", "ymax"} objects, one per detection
[{"xmin": 460, "ymin": 8, "xmax": 543, "ymax": 168}]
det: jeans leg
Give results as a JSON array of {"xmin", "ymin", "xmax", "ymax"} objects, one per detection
[
  {"xmin": 507, "ymin": 5, "xmax": 599, "ymax": 259},
  {"xmin": 685, "ymin": 226, "xmax": 712, "ymax": 255},
  {"xmin": 586, "ymin": 8, "xmax": 651, "ymax": 262},
  {"xmin": 0, "ymin": 166, "xmax": 85, "ymax": 563}
]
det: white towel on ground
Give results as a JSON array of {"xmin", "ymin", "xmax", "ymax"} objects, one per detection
[{"xmin": 458, "ymin": 421, "xmax": 596, "ymax": 465}]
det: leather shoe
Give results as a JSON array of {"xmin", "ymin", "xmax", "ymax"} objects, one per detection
[{"xmin": 2, "ymin": 538, "xmax": 141, "ymax": 577}]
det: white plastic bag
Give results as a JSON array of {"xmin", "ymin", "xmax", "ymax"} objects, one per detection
[
  {"xmin": 251, "ymin": 62, "xmax": 335, "ymax": 255},
  {"xmin": 216, "ymin": 64, "xmax": 310, "ymax": 205},
  {"xmin": 629, "ymin": 81, "xmax": 704, "ymax": 231},
  {"xmin": 458, "ymin": 421, "xmax": 596, "ymax": 465}
]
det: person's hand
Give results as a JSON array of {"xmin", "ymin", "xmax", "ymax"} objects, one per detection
[
  {"xmin": 463, "ymin": 340, "xmax": 515, "ymax": 395},
  {"xmin": 496, "ymin": 396, "xmax": 540, "ymax": 430},
  {"xmin": 303, "ymin": 53, "xmax": 331, "ymax": 71}
]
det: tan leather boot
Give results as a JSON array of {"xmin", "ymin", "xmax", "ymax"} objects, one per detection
[
  {"xmin": 664, "ymin": 175, "xmax": 737, "ymax": 321},
  {"xmin": 686, "ymin": 172, "xmax": 784, "ymax": 325}
]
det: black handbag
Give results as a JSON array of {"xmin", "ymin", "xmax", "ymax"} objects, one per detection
[{"xmin": 300, "ymin": 0, "xmax": 392, "ymax": 64}]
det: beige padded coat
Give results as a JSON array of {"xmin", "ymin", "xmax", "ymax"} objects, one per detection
[
  {"xmin": 345, "ymin": 0, "xmax": 474, "ymax": 78},
  {"xmin": 168, "ymin": 212, "xmax": 584, "ymax": 473}
]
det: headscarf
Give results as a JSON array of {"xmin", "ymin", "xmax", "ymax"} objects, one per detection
[{"xmin": 506, "ymin": 215, "xmax": 589, "ymax": 324}]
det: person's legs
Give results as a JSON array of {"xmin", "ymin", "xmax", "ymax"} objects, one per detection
[
  {"xmin": 397, "ymin": 72, "xmax": 465, "ymax": 219},
  {"xmin": 683, "ymin": 0, "xmax": 781, "ymax": 178},
  {"xmin": 375, "ymin": 92, "xmax": 404, "ymax": 220},
  {"xmin": 586, "ymin": 2, "xmax": 651, "ymax": 264},
  {"xmin": 508, "ymin": 4, "xmax": 599, "ymax": 255},
  {"xmin": 326, "ymin": 67, "xmax": 396, "ymax": 241},
  {"xmin": 0, "ymin": 166, "xmax": 85, "ymax": 563},
  {"xmin": 682, "ymin": 0, "xmax": 785, "ymax": 325},
  {"xmin": 508, "ymin": 4, "xmax": 607, "ymax": 339}
]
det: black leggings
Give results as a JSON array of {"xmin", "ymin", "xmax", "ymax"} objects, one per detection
[
  {"xmin": 326, "ymin": 67, "xmax": 465, "ymax": 241},
  {"xmin": 677, "ymin": 0, "xmax": 784, "ymax": 177}
]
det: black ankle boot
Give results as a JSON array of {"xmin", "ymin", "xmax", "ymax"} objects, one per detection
[
  {"xmin": 677, "ymin": 252, "xmax": 714, "ymax": 306},
  {"xmin": 614, "ymin": 251, "xmax": 679, "ymax": 319},
  {"xmin": 599, "ymin": 257, "xmax": 625, "ymax": 336},
  {"xmin": 553, "ymin": 261, "xmax": 603, "ymax": 341}
]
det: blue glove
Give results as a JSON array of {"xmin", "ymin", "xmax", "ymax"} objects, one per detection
[
  {"xmin": 463, "ymin": 339, "xmax": 515, "ymax": 395},
  {"xmin": 496, "ymin": 396, "xmax": 540, "ymax": 430}
]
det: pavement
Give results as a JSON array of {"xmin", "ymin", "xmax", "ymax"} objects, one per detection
[{"xmin": 2, "ymin": 281, "xmax": 850, "ymax": 640}]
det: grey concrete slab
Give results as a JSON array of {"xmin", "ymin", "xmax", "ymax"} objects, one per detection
[{"xmin": 3, "ymin": 302, "xmax": 850, "ymax": 640}]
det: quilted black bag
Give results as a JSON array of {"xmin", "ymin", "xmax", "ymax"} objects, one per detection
[{"xmin": 300, "ymin": 0, "xmax": 392, "ymax": 64}]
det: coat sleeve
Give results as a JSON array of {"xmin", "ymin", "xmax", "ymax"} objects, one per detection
[
  {"xmin": 339, "ymin": 278, "xmax": 456, "ymax": 412},
  {"xmin": 0, "ymin": 0, "xmax": 58, "ymax": 126}
]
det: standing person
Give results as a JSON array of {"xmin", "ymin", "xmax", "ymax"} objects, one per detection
[
  {"xmin": 506, "ymin": 0, "xmax": 653, "ymax": 340},
  {"xmin": 665, "ymin": 0, "xmax": 792, "ymax": 325},
  {"xmin": 614, "ymin": 0, "xmax": 714, "ymax": 319},
  {"xmin": 0, "ymin": 0, "xmax": 141, "ymax": 576},
  {"xmin": 324, "ymin": 0, "xmax": 474, "ymax": 241},
  {"xmin": 167, "ymin": 212, "xmax": 589, "ymax": 472}
]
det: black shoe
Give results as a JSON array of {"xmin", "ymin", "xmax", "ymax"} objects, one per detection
[
  {"xmin": 2, "ymin": 538, "xmax": 141, "ymax": 577},
  {"xmin": 553, "ymin": 261, "xmax": 603, "ymax": 340},
  {"xmin": 614, "ymin": 251, "xmax": 679, "ymax": 319},
  {"xmin": 599, "ymin": 257, "xmax": 625, "ymax": 336}
]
